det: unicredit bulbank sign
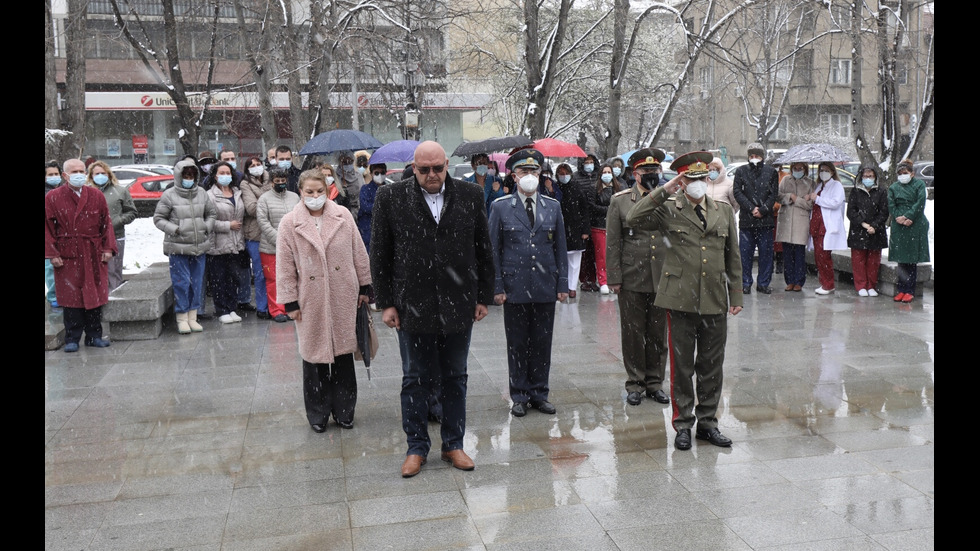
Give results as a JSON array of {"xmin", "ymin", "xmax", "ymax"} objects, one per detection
[{"xmin": 86, "ymin": 92, "xmax": 489, "ymax": 110}]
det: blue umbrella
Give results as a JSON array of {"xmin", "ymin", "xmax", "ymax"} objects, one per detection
[
  {"xmin": 299, "ymin": 129, "xmax": 383, "ymax": 156},
  {"xmin": 368, "ymin": 140, "xmax": 420, "ymax": 164}
]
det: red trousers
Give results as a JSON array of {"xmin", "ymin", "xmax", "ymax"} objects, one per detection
[
  {"xmin": 812, "ymin": 234, "xmax": 835, "ymax": 290},
  {"xmin": 850, "ymin": 249, "xmax": 881, "ymax": 291},
  {"xmin": 590, "ymin": 228, "xmax": 608, "ymax": 286},
  {"xmin": 260, "ymin": 252, "xmax": 286, "ymax": 317}
]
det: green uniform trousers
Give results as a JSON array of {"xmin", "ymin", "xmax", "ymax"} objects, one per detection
[
  {"xmin": 666, "ymin": 309, "xmax": 727, "ymax": 431},
  {"xmin": 618, "ymin": 288, "xmax": 668, "ymax": 393}
]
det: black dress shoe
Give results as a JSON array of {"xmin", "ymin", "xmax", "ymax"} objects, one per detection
[
  {"xmin": 742, "ymin": 286, "xmax": 751, "ymax": 294},
  {"xmin": 197, "ymin": 311, "xmax": 213, "ymax": 320},
  {"xmin": 675, "ymin": 429, "xmax": 692, "ymax": 450},
  {"xmin": 531, "ymin": 400, "xmax": 556, "ymax": 414},
  {"xmin": 273, "ymin": 314, "xmax": 291, "ymax": 323},
  {"xmin": 311, "ymin": 424, "xmax": 327, "ymax": 433},
  {"xmin": 511, "ymin": 402, "xmax": 527, "ymax": 417},
  {"xmin": 646, "ymin": 389, "xmax": 670, "ymax": 404},
  {"xmin": 336, "ymin": 419, "xmax": 353, "ymax": 429},
  {"xmin": 756, "ymin": 285, "xmax": 772, "ymax": 294},
  {"xmin": 237, "ymin": 302, "xmax": 257, "ymax": 312},
  {"xmin": 695, "ymin": 427, "xmax": 732, "ymax": 447},
  {"xmin": 626, "ymin": 391, "xmax": 642, "ymax": 406},
  {"xmin": 256, "ymin": 310, "xmax": 271, "ymax": 320}
]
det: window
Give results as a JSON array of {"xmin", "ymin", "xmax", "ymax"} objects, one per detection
[
  {"xmin": 771, "ymin": 116, "xmax": 788, "ymax": 142},
  {"xmin": 831, "ymin": 4, "xmax": 852, "ymax": 29},
  {"xmin": 895, "ymin": 60, "xmax": 909, "ymax": 85},
  {"xmin": 699, "ymin": 66, "xmax": 712, "ymax": 98},
  {"xmin": 800, "ymin": 9, "xmax": 817, "ymax": 31},
  {"xmin": 820, "ymin": 114, "xmax": 851, "ymax": 138},
  {"xmin": 678, "ymin": 118, "xmax": 692, "ymax": 142},
  {"xmin": 830, "ymin": 58, "xmax": 851, "ymax": 85},
  {"xmin": 793, "ymin": 50, "xmax": 813, "ymax": 86}
]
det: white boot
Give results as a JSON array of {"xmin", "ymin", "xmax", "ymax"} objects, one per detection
[
  {"xmin": 187, "ymin": 310, "xmax": 204, "ymax": 332},
  {"xmin": 176, "ymin": 311, "xmax": 191, "ymax": 334}
]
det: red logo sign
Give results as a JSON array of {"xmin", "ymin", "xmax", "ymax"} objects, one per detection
[
  {"xmin": 357, "ymin": 94, "xmax": 369, "ymax": 107},
  {"xmin": 132, "ymin": 135, "xmax": 149, "ymax": 149},
  {"xmin": 140, "ymin": 95, "xmax": 153, "ymax": 107}
]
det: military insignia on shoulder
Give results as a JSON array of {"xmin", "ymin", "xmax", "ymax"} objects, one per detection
[{"xmin": 613, "ymin": 189, "xmax": 631, "ymax": 197}]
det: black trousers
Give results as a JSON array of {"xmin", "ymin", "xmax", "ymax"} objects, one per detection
[
  {"xmin": 302, "ymin": 354, "xmax": 356, "ymax": 426},
  {"xmin": 63, "ymin": 306, "xmax": 103, "ymax": 344},
  {"xmin": 504, "ymin": 301, "xmax": 556, "ymax": 404}
]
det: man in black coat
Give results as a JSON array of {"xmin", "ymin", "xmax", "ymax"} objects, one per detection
[
  {"xmin": 370, "ymin": 140, "xmax": 495, "ymax": 478},
  {"xmin": 733, "ymin": 142, "xmax": 779, "ymax": 294}
]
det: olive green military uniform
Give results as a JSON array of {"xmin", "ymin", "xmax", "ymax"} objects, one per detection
[
  {"xmin": 625, "ymin": 186, "xmax": 742, "ymax": 431},
  {"xmin": 606, "ymin": 186, "xmax": 668, "ymax": 395}
]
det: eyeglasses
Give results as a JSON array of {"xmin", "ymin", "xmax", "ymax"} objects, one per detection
[{"xmin": 415, "ymin": 164, "xmax": 445, "ymax": 175}]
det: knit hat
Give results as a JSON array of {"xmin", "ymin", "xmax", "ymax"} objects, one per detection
[{"xmin": 747, "ymin": 143, "xmax": 765, "ymax": 158}]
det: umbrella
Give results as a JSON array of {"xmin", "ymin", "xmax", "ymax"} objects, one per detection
[
  {"xmin": 489, "ymin": 152, "xmax": 511, "ymax": 174},
  {"xmin": 775, "ymin": 143, "xmax": 853, "ymax": 164},
  {"xmin": 368, "ymin": 140, "xmax": 420, "ymax": 164},
  {"xmin": 355, "ymin": 302, "xmax": 374, "ymax": 377},
  {"xmin": 452, "ymin": 135, "xmax": 533, "ymax": 158},
  {"xmin": 523, "ymin": 137, "xmax": 587, "ymax": 158},
  {"xmin": 299, "ymin": 129, "xmax": 383, "ymax": 156}
]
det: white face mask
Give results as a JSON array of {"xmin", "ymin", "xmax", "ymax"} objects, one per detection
[
  {"xmin": 325, "ymin": 176, "xmax": 335, "ymax": 185},
  {"xmin": 373, "ymin": 174, "xmax": 385, "ymax": 184},
  {"xmin": 749, "ymin": 158, "xmax": 761, "ymax": 165},
  {"xmin": 897, "ymin": 174, "xmax": 912, "ymax": 184},
  {"xmin": 819, "ymin": 171, "xmax": 832, "ymax": 182},
  {"xmin": 518, "ymin": 174, "xmax": 539, "ymax": 194},
  {"xmin": 248, "ymin": 166, "xmax": 264, "ymax": 177},
  {"xmin": 304, "ymin": 195, "xmax": 326, "ymax": 211},
  {"xmin": 685, "ymin": 180, "xmax": 708, "ymax": 200}
]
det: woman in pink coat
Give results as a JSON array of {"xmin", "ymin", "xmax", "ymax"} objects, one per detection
[{"xmin": 276, "ymin": 169, "xmax": 372, "ymax": 433}]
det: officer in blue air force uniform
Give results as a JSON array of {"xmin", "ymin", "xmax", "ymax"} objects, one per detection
[{"xmin": 488, "ymin": 148, "xmax": 569, "ymax": 418}]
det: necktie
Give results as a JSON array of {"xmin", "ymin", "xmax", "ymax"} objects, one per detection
[
  {"xmin": 525, "ymin": 197, "xmax": 534, "ymax": 226},
  {"xmin": 695, "ymin": 204, "xmax": 706, "ymax": 229}
]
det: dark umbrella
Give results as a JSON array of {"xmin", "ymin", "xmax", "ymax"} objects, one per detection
[
  {"xmin": 452, "ymin": 135, "xmax": 534, "ymax": 158},
  {"xmin": 369, "ymin": 140, "xmax": 420, "ymax": 164},
  {"xmin": 299, "ymin": 129, "xmax": 383, "ymax": 156},
  {"xmin": 775, "ymin": 143, "xmax": 853, "ymax": 164},
  {"xmin": 355, "ymin": 302, "xmax": 373, "ymax": 377}
]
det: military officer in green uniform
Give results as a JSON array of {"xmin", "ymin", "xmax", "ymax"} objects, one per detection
[
  {"xmin": 606, "ymin": 148, "xmax": 671, "ymax": 407},
  {"xmin": 626, "ymin": 150, "xmax": 743, "ymax": 451}
]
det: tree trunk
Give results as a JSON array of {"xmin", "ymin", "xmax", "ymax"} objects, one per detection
[
  {"xmin": 44, "ymin": 0, "xmax": 62, "ymax": 161},
  {"xmin": 280, "ymin": 3, "xmax": 308, "ymax": 151},
  {"xmin": 602, "ymin": 0, "xmax": 630, "ymax": 160},
  {"xmin": 60, "ymin": 0, "xmax": 87, "ymax": 160},
  {"xmin": 236, "ymin": 1, "xmax": 278, "ymax": 150}
]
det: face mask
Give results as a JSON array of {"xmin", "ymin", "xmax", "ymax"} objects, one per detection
[
  {"xmin": 217, "ymin": 175, "xmax": 233, "ymax": 187},
  {"xmin": 518, "ymin": 174, "xmax": 539, "ymax": 194},
  {"xmin": 685, "ymin": 180, "xmax": 708, "ymax": 200},
  {"xmin": 93, "ymin": 174, "xmax": 109, "ymax": 187},
  {"xmin": 792, "ymin": 170, "xmax": 804, "ymax": 179},
  {"xmin": 558, "ymin": 175, "xmax": 571, "ymax": 184},
  {"xmin": 601, "ymin": 173, "xmax": 613, "ymax": 184},
  {"xmin": 46, "ymin": 176, "xmax": 62, "ymax": 186},
  {"xmin": 357, "ymin": 166, "xmax": 367, "ymax": 175},
  {"xmin": 342, "ymin": 164, "xmax": 354, "ymax": 172},
  {"xmin": 274, "ymin": 184, "xmax": 287, "ymax": 192},
  {"xmin": 181, "ymin": 179, "xmax": 195, "ymax": 189},
  {"xmin": 373, "ymin": 174, "xmax": 385, "ymax": 184},
  {"xmin": 612, "ymin": 167, "xmax": 622, "ymax": 177},
  {"xmin": 475, "ymin": 165, "xmax": 488, "ymax": 176},
  {"xmin": 862, "ymin": 178, "xmax": 875, "ymax": 187},
  {"xmin": 304, "ymin": 195, "xmax": 326, "ymax": 211},
  {"xmin": 749, "ymin": 158, "xmax": 761, "ymax": 165},
  {"xmin": 819, "ymin": 171, "xmax": 832, "ymax": 182},
  {"xmin": 583, "ymin": 163, "xmax": 594, "ymax": 173},
  {"xmin": 708, "ymin": 170, "xmax": 720, "ymax": 181},
  {"xmin": 325, "ymin": 176, "xmax": 335, "ymax": 186},
  {"xmin": 248, "ymin": 166, "xmax": 264, "ymax": 177},
  {"xmin": 68, "ymin": 173, "xmax": 86, "ymax": 188},
  {"xmin": 897, "ymin": 174, "xmax": 912, "ymax": 184},
  {"xmin": 226, "ymin": 161, "xmax": 237, "ymax": 170},
  {"xmin": 277, "ymin": 160, "xmax": 292, "ymax": 170},
  {"xmin": 640, "ymin": 173, "xmax": 660, "ymax": 189},
  {"xmin": 486, "ymin": 168, "xmax": 496, "ymax": 177}
]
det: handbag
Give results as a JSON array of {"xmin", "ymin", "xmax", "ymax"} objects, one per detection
[{"xmin": 354, "ymin": 302, "xmax": 379, "ymax": 369}]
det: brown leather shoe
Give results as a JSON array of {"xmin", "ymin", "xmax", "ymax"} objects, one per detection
[
  {"xmin": 401, "ymin": 454, "xmax": 426, "ymax": 478},
  {"xmin": 793, "ymin": 284, "xmax": 803, "ymax": 292},
  {"xmin": 785, "ymin": 284, "xmax": 794, "ymax": 292},
  {"xmin": 440, "ymin": 449, "xmax": 475, "ymax": 471}
]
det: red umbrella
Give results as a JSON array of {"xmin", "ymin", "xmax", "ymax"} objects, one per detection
[{"xmin": 512, "ymin": 137, "xmax": 587, "ymax": 158}]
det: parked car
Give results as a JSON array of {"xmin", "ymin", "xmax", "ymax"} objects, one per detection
[
  {"xmin": 126, "ymin": 174, "xmax": 174, "ymax": 217},
  {"xmin": 110, "ymin": 164, "xmax": 173, "ymax": 187},
  {"xmin": 452, "ymin": 163, "xmax": 472, "ymax": 179},
  {"xmin": 914, "ymin": 161, "xmax": 933, "ymax": 188}
]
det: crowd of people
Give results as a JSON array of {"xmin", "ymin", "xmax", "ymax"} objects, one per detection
[{"xmin": 45, "ymin": 138, "xmax": 931, "ymax": 469}]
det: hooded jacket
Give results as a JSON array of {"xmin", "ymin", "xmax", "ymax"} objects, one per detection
[{"xmin": 153, "ymin": 158, "xmax": 216, "ymax": 256}]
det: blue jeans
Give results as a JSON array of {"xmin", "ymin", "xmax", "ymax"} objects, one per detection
[
  {"xmin": 245, "ymin": 240, "xmax": 267, "ymax": 311},
  {"xmin": 397, "ymin": 327, "xmax": 472, "ymax": 456},
  {"xmin": 45, "ymin": 259, "xmax": 57, "ymax": 303},
  {"xmin": 739, "ymin": 227, "xmax": 774, "ymax": 288},
  {"xmin": 169, "ymin": 254, "xmax": 207, "ymax": 313}
]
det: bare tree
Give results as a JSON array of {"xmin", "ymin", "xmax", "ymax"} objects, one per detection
[
  {"xmin": 235, "ymin": 1, "xmax": 278, "ymax": 150},
  {"xmin": 60, "ymin": 0, "xmax": 88, "ymax": 159},
  {"xmin": 44, "ymin": 0, "xmax": 65, "ymax": 161}
]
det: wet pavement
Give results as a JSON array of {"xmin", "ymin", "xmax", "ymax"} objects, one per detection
[{"xmin": 45, "ymin": 284, "xmax": 934, "ymax": 550}]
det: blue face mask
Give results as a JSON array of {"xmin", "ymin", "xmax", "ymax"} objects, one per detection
[
  {"xmin": 862, "ymin": 178, "xmax": 875, "ymax": 187},
  {"xmin": 216, "ymin": 175, "xmax": 233, "ymax": 187},
  {"xmin": 612, "ymin": 167, "xmax": 622, "ymax": 177},
  {"xmin": 583, "ymin": 163, "xmax": 594, "ymax": 173},
  {"xmin": 227, "ymin": 161, "xmax": 236, "ymax": 170},
  {"xmin": 708, "ymin": 170, "xmax": 720, "ymax": 181},
  {"xmin": 601, "ymin": 173, "xmax": 613, "ymax": 184},
  {"xmin": 792, "ymin": 170, "xmax": 804, "ymax": 179},
  {"xmin": 181, "ymin": 179, "xmax": 195, "ymax": 189},
  {"xmin": 93, "ymin": 174, "xmax": 109, "ymax": 186},
  {"xmin": 46, "ymin": 176, "xmax": 62, "ymax": 186},
  {"xmin": 277, "ymin": 160, "xmax": 292, "ymax": 170},
  {"xmin": 68, "ymin": 173, "xmax": 86, "ymax": 188},
  {"xmin": 475, "ymin": 165, "xmax": 488, "ymax": 176}
]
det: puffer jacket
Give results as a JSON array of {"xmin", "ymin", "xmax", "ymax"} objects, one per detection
[
  {"xmin": 240, "ymin": 171, "xmax": 271, "ymax": 242},
  {"xmin": 153, "ymin": 158, "xmax": 216, "ymax": 256},
  {"xmin": 206, "ymin": 184, "xmax": 245, "ymax": 255},
  {"xmin": 256, "ymin": 188, "xmax": 300, "ymax": 254}
]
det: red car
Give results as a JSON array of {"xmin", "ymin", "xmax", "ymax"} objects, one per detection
[{"xmin": 127, "ymin": 174, "xmax": 174, "ymax": 217}]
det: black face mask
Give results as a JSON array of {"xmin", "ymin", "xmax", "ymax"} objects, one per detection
[
  {"xmin": 274, "ymin": 184, "xmax": 287, "ymax": 192},
  {"xmin": 640, "ymin": 173, "xmax": 660, "ymax": 189}
]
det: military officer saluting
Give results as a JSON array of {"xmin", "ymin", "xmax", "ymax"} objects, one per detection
[
  {"xmin": 626, "ymin": 150, "xmax": 743, "ymax": 451},
  {"xmin": 606, "ymin": 148, "xmax": 671, "ymax": 407}
]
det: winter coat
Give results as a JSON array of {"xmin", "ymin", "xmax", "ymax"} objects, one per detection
[
  {"xmin": 44, "ymin": 184, "xmax": 118, "ymax": 310},
  {"xmin": 153, "ymin": 158, "xmax": 216, "ymax": 256},
  {"xmin": 206, "ymin": 184, "xmax": 245, "ymax": 255},
  {"xmin": 606, "ymin": 186, "xmax": 665, "ymax": 293},
  {"xmin": 99, "ymin": 183, "xmax": 138, "ymax": 240},
  {"xmin": 538, "ymin": 177, "xmax": 562, "ymax": 202},
  {"xmin": 357, "ymin": 180, "xmax": 380, "ymax": 252},
  {"xmin": 846, "ymin": 184, "xmax": 889, "ymax": 250},
  {"xmin": 572, "ymin": 157, "xmax": 599, "ymax": 203},
  {"xmin": 808, "ymin": 179, "xmax": 848, "ymax": 251},
  {"xmin": 488, "ymin": 192, "xmax": 568, "ymax": 302},
  {"xmin": 556, "ymin": 166, "xmax": 590, "ymax": 251},
  {"xmin": 276, "ymin": 200, "xmax": 372, "ymax": 364},
  {"xmin": 338, "ymin": 165, "xmax": 361, "ymax": 217},
  {"xmin": 775, "ymin": 175, "xmax": 815, "ymax": 246},
  {"xmin": 590, "ymin": 183, "xmax": 616, "ymax": 228},
  {"xmin": 256, "ymin": 188, "xmax": 300, "ymax": 254},
  {"xmin": 706, "ymin": 172, "xmax": 738, "ymax": 214},
  {"xmin": 463, "ymin": 173, "xmax": 504, "ymax": 216},
  {"xmin": 240, "ymin": 171, "xmax": 271, "ymax": 242},
  {"xmin": 887, "ymin": 177, "xmax": 930, "ymax": 263},
  {"xmin": 733, "ymin": 162, "xmax": 779, "ymax": 228},
  {"xmin": 369, "ymin": 176, "xmax": 495, "ymax": 334}
]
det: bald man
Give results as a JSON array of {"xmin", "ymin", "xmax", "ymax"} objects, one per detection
[{"xmin": 370, "ymin": 141, "xmax": 495, "ymax": 478}]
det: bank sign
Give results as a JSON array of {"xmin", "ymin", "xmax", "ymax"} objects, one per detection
[{"xmin": 86, "ymin": 92, "xmax": 489, "ymax": 111}]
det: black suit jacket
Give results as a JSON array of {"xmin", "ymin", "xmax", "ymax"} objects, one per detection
[{"xmin": 370, "ymin": 176, "xmax": 495, "ymax": 334}]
